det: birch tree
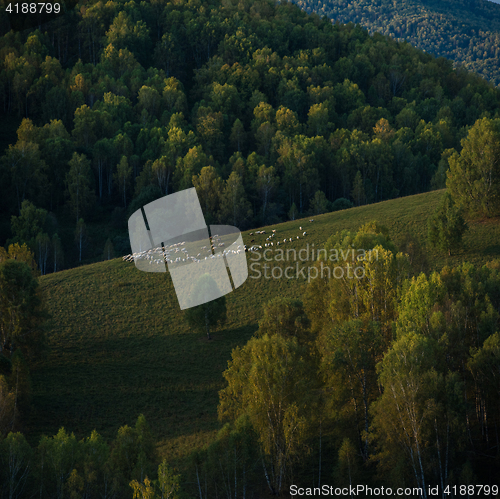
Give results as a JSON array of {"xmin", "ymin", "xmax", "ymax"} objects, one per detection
[
  {"xmin": 0, "ymin": 432, "xmax": 33, "ymax": 499},
  {"xmin": 66, "ymin": 153, "xmax": 95, "ymax": 224},
  {"xmin": 114, "ymin": 155, "xmax": 132, "ymax": 206},
  {"xmin": 218, "ymin": 334, "xmax": 314, "ymax": 495}
]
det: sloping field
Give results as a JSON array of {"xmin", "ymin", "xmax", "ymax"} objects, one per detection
[{"xmin": 30, "ymin": 189, "xmax": 500, "ymax": 460}]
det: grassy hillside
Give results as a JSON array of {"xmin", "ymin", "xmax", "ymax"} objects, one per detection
[{"xmin": 31, "ymin": 189, "xmax": 500, "ymax": 463}]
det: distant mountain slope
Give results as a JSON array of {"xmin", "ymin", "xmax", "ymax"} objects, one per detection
[{"xmin": 294, "ymin": 0, "xmax": 500, "ymax": 86}]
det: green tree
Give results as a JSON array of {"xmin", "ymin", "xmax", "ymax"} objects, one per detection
[
  {"xmin": 428, "ymin": 192, "xmax": 468, "ymax": 256},
  {"xmin": 333, "ymin": 438, "xmax": 362, "ymax": 489},
  {"xmin": 309, "ymin": 190, "xmax": 329, "ymax": 215},
  {"xmin": 138, "ymin": 86, "xmax": 162, "ymax": 121},
  {"xmin": 2, "ymin": 141, "xmax": 47, "ymax": 213},
  {"xmin": 38, "ymin": 428, "xmax": 80, "ymax": 499},
  {"xmin": 66, "ymin": 469, "xmax": 85, "ymax": 499},
  {"xmin": 129, "ymin": 476, "xmax": 156, "ymax": 499},
  {"xmin": 163, "ymin": 78, "xmax": 187, "ymax": 114},
  {"xmin": 9, "ymin": 349, "xmax": 32, "ymax": 417},
  {"xmin": 10, "ymin": 200, "xmax": 47, "ymax": 247},
  {"xmin": 277, "ymin": 136, "xmax": 318, "ymax": 213},
  {"xmin": 156, "ymin": 459, "xmax": 181, "ymax": 499},
  {"xmin": 275, "ymin": 106, "xmax": 301, "ymax": 136},
  {"xmin": 0, "ymin": 244, "xmax": 38, "ymax": 276},
  {"xmin": 307, "ymin": 103, "xmax": 330, "ymax": 136},
  {"xmin": 447, "ymin": 117, "xmax": 500, "ymax": 217},
  {"xmin": 93, "ymin": 138, "xmax": 115, "ymax": 200},
  {"xmin": 105, "ymin": 11, "xmax": 152, "ymax": 65},
  {"xmin": 66, "ymin": 153, "xmax": 95, "ymax": 224},
  {"xmin": 351, "ymin": 171, "xmax": 366, "ymax": 206},
  {"xmin": 305, "ymin": 223, "xmax": 408, "ymax": 346},
  {"xmin": 210, "ymin": 82, "xmax": 241, "ymax": 118},
  {"xmin": 371, "ymin": 332, "xmax": 465, "ymax": 492},
  {"xmin": 74, "ymin": 219, "xmax": 87, "ymax": 263},
  {"xmin": 51, "ymin": 234, "xmax": 63, "ymax": 273},
  {"xmin": 72, "ymin": 105, "xmax": 98, "ymax": 149},
  {"xmin": 196, "ymin": 107, "xmax": 224, "ymax": 159},
  {"xmin": 229, "ymin": 119, "xmax": 246, "ymax": 153},
  {"xmin": 184, "ymin": 275, "xmax": 227, "ymax": 340},
  {"xmin": 396, "ymin": 231, "xmax": 429, "ymax": 276},
  {"xmin": 468, "ymin": 332, "xmax": 500, "ymax": 436},
  {"xmin": 151, "ymin": 156, "xmax": 172, "ymax": 196},
  {"xmin": 219, "ymin": 172, "xmax": 252, "ymax": 227},
  {"xmin": 79, "ymin": 430, "xmax": 111, "ymax": 499},
  {"xmin": 0, "ymin": 376, "xmax": 16, "ymax": 436},
  {"xmin": 174, "ymin": 146, "xmax": 208, "ymax": 191},
  {"xmin": 254, "ymin": 122, "xmax": 276, "ymax": 158},
  {"xmin": 255, "ymin": 297, "xmax": 312, "ymax": 347},
  {"xmin": 41, "ymin": 135, "xmax": 74, "ymax": 210},
  {"xmin": 0, "ymin": 431, "xmax": 33, "ymax": 499},
  {"xmin": 204, "ymin": 416, "xmax": 258, "ymax": 499},
  {"xmin": 319, "ymin": 320, "xmax": 382, "ymax": 461},
  {"xmin": 109, "ymin": 414, "xmax": 157, "ymax": 493},
  {"xmin": 35, "ymin": 232, "xmax": 51, "ymax": 276},
  {"xmin": 256, "ymin": 164, "xmax": 278, "ymax": 223},
  {"xmin": 192, "ymin": 166, "xmax": 223, "ymax": 224},
  {"xmin": 218, "ymin": 333, "xmax": 315, "ymax": 495},
  {"xmin": 114, "ymin": 156, "xmax": 133, "ymax": 207},
  {"xmin": 0, "ymin": 260, "xmax": 47, "ymax": 358},
  {"xmin": 103, "ymin": 239, "xmax": 115, "ymax": 261}
]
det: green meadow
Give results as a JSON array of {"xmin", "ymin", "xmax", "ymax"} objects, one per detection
[{"xmin": 32, "ymin": 188, "xmax": 500, "ymax": 465}]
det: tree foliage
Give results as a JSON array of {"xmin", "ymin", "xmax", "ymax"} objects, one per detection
[
  {"xmin": 0, "ymin": 259, "xmax": 47, "ymax": 359},
  {"xmin": 447, "ymin": 117, "xmax": 500, "ymax": 217},
  {"xmin": 428, "ymin": 192, "xmax": 468, "ymax": 255}
]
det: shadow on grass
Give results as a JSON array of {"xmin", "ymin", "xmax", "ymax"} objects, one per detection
[{"xmin": 29, "ymin": 324, "xmax": 257, "ymax": 445}]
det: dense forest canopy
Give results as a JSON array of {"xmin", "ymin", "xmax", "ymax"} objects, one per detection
[
  {"xmin": 1, "ymin": 0, "xmax": 500, "ymax": 270},
  {"xmin": 294, "ymin": 0, "xmax": 500, "ymax": 87}
]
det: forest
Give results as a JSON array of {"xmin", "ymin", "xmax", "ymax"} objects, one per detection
[
  {"xmin": 1, "ymin": 0, "xmax": 500, "ymax": 271},
  {"xmin": 0, "ymin": 0, "xmax": 500, "ymax": 496},
  {"xmin": 294, "ymin": 0, "xmax": 500, "ymax": 87}
]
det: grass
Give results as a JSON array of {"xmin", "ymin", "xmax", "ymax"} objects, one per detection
[{"xmin": 31, "ymin": 189, "xmax": 500, "ymax": 465}]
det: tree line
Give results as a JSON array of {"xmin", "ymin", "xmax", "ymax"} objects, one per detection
[{"xmin": 0, "ymin": 412, "xmax": 183, "ymax": 499}]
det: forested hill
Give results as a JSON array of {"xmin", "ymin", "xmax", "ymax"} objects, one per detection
[
  {"xmin": 1, "ymin": 0, "xmax": 500, "ymax": 271},
  {"xmin": 294, "ymin": 0, "xmax": 500, "ymax": 86}
]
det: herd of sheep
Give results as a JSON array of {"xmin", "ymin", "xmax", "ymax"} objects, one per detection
[{"xmin": 123, "ymin": 220, "xmax": 315, "ymax": 263}]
